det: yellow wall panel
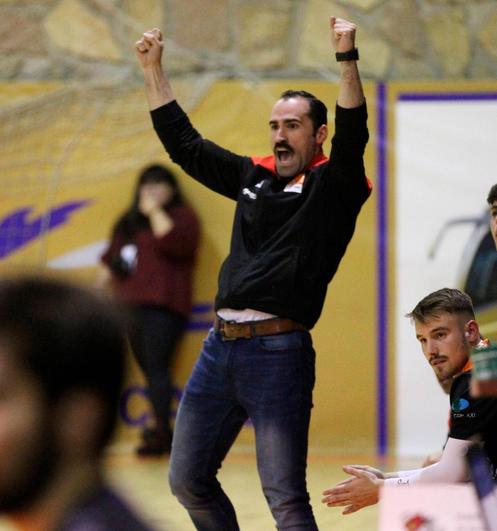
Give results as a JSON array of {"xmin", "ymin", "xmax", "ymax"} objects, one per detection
[{"xmin": 0, "ymin": 80, "xmax": 377, "ymax": 452}]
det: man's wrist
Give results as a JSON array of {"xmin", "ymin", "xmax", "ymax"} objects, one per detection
[
  {"xmin": 384, "ymin": 477, "xmax": 411, "ymax": 486},
  {"xmin": 142, "ymin": 63, "xmax": 165, "ymax": 82}
]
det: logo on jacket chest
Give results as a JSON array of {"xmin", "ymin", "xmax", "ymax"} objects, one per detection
[
  {"xmin": 242, "ymin": 174, "xmax": 306, "ymax": 200},
  {"xmin": 242, "ymin": 179, "xmax": 265, "ymax": 200}
]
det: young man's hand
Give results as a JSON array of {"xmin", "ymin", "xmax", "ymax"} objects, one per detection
[{"xmin": 322, "ymin": 465, "xmax": 382, "ymax": 514}]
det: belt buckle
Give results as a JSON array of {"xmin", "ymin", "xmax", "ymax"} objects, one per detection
[
  {"xmin": 219, "ymin": 322, "xmax": 238, "ymax": 341},
  {"xmin": 221, "ymin": 331, "xmax": 237, "ymax": 341},
  {"xmin": 221, "ymin": 321, "xmax": 254, "ymax": 341}
]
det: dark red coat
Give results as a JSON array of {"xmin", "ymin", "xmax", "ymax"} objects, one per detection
[{"xmin": 101, "ymin": 205, "xmax": 200, "ymax": 318}]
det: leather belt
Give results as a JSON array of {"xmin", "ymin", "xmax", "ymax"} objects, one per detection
[{"xmin": 214, "ymin": 316, "xmax": 307, "ymax": 340}]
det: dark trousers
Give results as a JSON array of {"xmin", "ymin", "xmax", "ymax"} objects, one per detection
[{"xmin": 128, "ymin": 305, "xmax": 186, "ymax": 435}]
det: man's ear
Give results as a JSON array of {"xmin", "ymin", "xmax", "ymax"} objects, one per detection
[
  {"xmin": 464, "ymin": 319, "xmax": 480, "ymax": 346},
  {"xmin": 53, "ymin": 391, "xmax": 106, "ymax": 460},
  {"xmin": 316, "ymin": 124, "xmax": 328, "ymax": 145}
]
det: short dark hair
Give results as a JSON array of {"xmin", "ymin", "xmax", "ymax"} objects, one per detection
[
  {"xmin": 0, "ymin": 276, "xmax": 127, "ymax": 452},
  {"xmin": 406, "ymin": 288, "xmax": 475, "ymax": 324},
  {"xmin": 279, "ymin": 90, "xmax": 328, "ymax": 134},
  {"xmin": 487, "ymin": 184, "xmax": 497, "ymax": 205}
]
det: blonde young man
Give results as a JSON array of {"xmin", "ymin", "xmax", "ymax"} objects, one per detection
[{"xmin": 322, "ymin": 288, "xmax": 497, "ymax": 515}]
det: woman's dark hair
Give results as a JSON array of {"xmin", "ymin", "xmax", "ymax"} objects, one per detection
[{"xmin": 113, "ymin": 164, "xmax": 184, "ymax": 239}]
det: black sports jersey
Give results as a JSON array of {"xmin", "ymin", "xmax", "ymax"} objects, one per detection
[{"xmin": 450, "ymin": 371, "xmax": 497, "ymax": 478}]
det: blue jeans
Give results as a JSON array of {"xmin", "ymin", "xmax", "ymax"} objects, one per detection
[{"xmin": 168, "ymin": 328, "xmax": 317, "ymax": 530}]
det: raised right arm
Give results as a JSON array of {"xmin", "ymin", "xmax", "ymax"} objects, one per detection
[
  {"xmin": 135, "ymin": 28, "xmax": 173, "ymax": 111},
  {"xmin": 135, "ymin": 29, "xmax": 252, "ymax": 199}
]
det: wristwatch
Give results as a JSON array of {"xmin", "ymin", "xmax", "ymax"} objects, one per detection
[{"xmin": 335, "ymin": 48, "xmax": 359, "ymax": 62}]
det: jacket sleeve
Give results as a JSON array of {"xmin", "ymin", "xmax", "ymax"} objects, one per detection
[
  {"xmin": 326, "ymin": 102, "xmax": 372, "ymax": 205},
  {"xmin": 100, "ymin": 232, "xmax": 122, "ymax": 267},
  {"xmin": 151, "ymin": 101, "xmax": 254, "ymax": 200},
  {"xmin": 153, "ymin": 206, "xmax": 200, "ymax": 259}
]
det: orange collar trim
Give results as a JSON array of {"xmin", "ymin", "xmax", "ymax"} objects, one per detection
[
  {"xmin": 460, "ymin": 359, "xmax": 473, "ymax": 374},
  {"xmin": 251, "ymin": 152, "xmax": 328, "ymax": 175}
]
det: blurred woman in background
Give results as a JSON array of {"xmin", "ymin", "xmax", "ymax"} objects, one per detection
[{"xmin": 98, "ymin": 164, "xmax": 200, "ymax": 456}]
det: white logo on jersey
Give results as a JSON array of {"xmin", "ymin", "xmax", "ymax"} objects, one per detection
[{"xmin": 242, "ymin": 188, "xmax": 257, "ymax": 200}]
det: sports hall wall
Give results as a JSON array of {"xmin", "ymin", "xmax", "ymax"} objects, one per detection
[{"xmin": 1, "ymin": 1, "xmax": 497, "ymax": 458}]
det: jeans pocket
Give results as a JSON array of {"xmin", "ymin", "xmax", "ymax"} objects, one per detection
[{"xmin": 257, "ymin": 331, "xmax": 307, "ymax": 352}]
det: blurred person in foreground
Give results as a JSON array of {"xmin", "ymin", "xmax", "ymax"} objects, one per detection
[
  {"xmin": 322, "ymin": 288, "xmax": 496, "ymax": 515},
  {"xmin": 98, "ymin": 164, "xmax": 200, "ymax": 456},
  {"xmin": 0, "ymin": 275, "xmax": 154, "ymax": 530}
]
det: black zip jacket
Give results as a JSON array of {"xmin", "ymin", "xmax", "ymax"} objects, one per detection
[{"xmin": 151, "ymin": 100, "xmax": 371, "ymax": 329}]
